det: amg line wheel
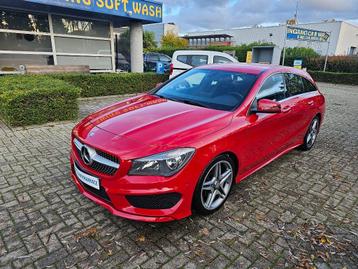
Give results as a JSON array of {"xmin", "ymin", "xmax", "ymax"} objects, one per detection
[
  {"xmin": 301, "ymin": 116, "xmax": 320, "ymax": 151},
  {"xmin": 193, "ymin": 155, "xmax": 235, "ymax": 215}
]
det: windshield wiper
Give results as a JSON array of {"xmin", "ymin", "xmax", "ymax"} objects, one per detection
[
  {"xmin": 179, "ymin": 99, "xmax": 209, "ymax": 109},
  {"xmin": 153, "ymin": 94, "xmax": 208, "ymax": 108},
  {"xmin": 153, "ymin": 94, "xmax": 179, "ymax": 102}
]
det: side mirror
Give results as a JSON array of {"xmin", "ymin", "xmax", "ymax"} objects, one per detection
[{"xmin": 256, "ymin": 99, "xmax": 281, "ymax": 113}]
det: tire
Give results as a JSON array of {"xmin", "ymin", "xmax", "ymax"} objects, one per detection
[
  {"xmin": 300, "ymin": 116, "xmax": 320, "ymax": 151},
  {"xmin": 193, "ymin": 155, "xmax": 235, "ymax": 215}
]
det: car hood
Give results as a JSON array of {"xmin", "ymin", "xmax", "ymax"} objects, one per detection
[{"xmin": 81, "ymin": 94, "xmax": 232, "ymax": 152}]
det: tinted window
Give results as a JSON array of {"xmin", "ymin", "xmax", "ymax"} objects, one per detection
[
  {"xmin": 285, "ymin": 73, "xmax": 305, "ymax": 97},
  {"xmin": 302, "ymin": 77, "xmax": 317, "ymax": 92},
  {"xmin": 213, "ymin": 56, "xmax": 233, "ymax": 64},
  {"xmin": 177, "ymin": 55, "xmax": 189, "ymax": 65},
  {"xmin": 154, "ymin": 69, "xmax": 258, "ymax": 111},
  {"xmin": 0, "ymin": 32, "xmax": 52, "ymax": 52},
  {"xmin": 147, "ymin": 54, "xmax": 159, "ymax": 61},
  {"xmin": 159, "ymin": 55, "xmax": 171, "ymax": 62},
  {"xmin": 52, "ymin": 15, "xmax": 110, "ymax": 38},
  {"xmin": 257, "ymin": 74, "xmax": 287, "ymax": 101},
  {"xmin": 0, "ymin": 54, "xmax": 53, "ymax": 71},
  {"xmin": 0, "ymin": 9, "xmax": 50, "ymax": 32},
  {"xmin": 177, "ymin": 55, "xmax": 208, "ymax": 67},
  {"xmin": 191, "ymin": 55, "xmax": 208, "ymax": 67}
]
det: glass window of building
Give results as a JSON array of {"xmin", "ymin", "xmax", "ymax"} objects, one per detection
[
  {"xmin": 52, "ymin": 15, "xmax": 110, "ymax": 38},
  {"xmin": 57, "ymin": 56, "xmax": 112, "ymax": 70},
  {"xmin": 0, "ymin": 32, "xmax": 52, "ymax": 52},
  {"xmin": 55, "ymin": 37, "xmax": 111, "ymax": 55},
  {"xmin": 0, "ymin": 54, "xmax": 53, "ymax": 70},
  {"xmin": 0, "ymin": 9, "xmax": 50, "ymax": 32}
]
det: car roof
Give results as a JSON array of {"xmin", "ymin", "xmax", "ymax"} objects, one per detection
[{"xmin": 199, "ymin": 63, "xmax": 310, "ymax": 77}]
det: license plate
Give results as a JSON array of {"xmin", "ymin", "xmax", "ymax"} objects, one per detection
[{"xmin": 74, "ymin": 164, "xmax": 100, "ymax": 190}]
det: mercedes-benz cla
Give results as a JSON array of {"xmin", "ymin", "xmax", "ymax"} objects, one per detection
[{"xmin": 70, "ymin": 64, "xmax": 325, "ymax": 222}]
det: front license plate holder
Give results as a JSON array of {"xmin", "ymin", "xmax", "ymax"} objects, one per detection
[{"xmin": 74, "ymin": 164, "xmax": 100, "ymax": 190}]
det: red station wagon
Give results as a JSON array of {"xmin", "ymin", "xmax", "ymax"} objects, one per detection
[{"xmin": 70, "ymin": 64, "xmax": 325, "ymax": 222}]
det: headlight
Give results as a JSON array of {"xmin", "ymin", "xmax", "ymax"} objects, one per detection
[{"xmin": 129, "ymin": 148, "xmax": 195, "ymax": 176}]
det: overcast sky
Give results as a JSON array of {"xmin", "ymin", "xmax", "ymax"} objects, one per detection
[{"xmin": 161, "ymin": 0, "xmax": 358, "ymax": 33}]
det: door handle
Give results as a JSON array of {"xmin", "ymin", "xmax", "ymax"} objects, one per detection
[
  {"xmin": 308, "ymin": 101, "xmax": 314, "ymax": 106},
  {"xmin": 282, "ymin": 105, "xmax": 291, "ymax": 113}
]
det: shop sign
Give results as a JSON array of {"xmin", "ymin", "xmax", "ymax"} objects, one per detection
[{"xmin": 25, "ymin": 0, "xmax": 162, "ymax": 22}]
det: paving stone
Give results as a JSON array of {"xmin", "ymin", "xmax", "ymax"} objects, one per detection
[{"xmin": 0, "ymin": 83, "xmax": 357, "ymax": 268}]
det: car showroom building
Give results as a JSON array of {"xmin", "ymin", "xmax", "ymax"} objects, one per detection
[{"xmin": 0, "ymin": 0, "xmax": 162, "ymax": 73}]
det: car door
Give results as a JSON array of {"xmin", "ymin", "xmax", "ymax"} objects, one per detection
[
  {"xmin": 237, "ymin": 73, "xmax": 297, "ymax": 173},
  {"xmin": 284, "ymin": 73, "xmax": 313, "ymax": 143}
]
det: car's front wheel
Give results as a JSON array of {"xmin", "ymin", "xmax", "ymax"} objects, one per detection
[
  {"xmin": 300, "ymin": 116, "xmax": 320, "ymax": 151},
  {"xmin": 193, "ymin": 155, "xmax": 235, "ymax": 215}
]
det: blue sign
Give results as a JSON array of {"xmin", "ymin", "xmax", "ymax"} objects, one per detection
[
  {"xmin": 287, "ymin": 26, "xmax": 329, "ymax": 42},
  {"xmin": 156, "ymin": 62, "xmax": 164, "ymax": 74},
  {"xmin": 25, "ymin": 0, "xmax": 162, "ymax": 22}
]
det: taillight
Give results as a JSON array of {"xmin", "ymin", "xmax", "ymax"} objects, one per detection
[{"xmin": 169, "ymin": 63, "xmax": 173, "ymax": 76}]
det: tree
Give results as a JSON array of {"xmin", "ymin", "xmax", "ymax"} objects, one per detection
[
  {"xmin": 161, "ymin": 32, "xmax": 188, "ymax": 48},
  {"xmin": 143, "ymin": 31, "xmax": 157, "ymax": 50}
]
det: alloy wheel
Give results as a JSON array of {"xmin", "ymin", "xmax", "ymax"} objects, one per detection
[
  {"xmin": 200, "ymin": 160, "xmax": 233, "ymax": 210},
  {"xmin": 306, "ymin": 118, "xmax": 319, "ymax": 148}
]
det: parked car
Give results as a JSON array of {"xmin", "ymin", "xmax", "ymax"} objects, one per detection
[
  {"xmin": 70, "ymin": 63, "xmax": 325, "ymax": 222},
  {"xmin": 169, "ymin": 50, "xmax": 238, "ymax": 79},
  {"xmin": 116, "ymin": 53, "xmax": 130, "ymax": 72},
  {"xmin": 144, "ymin": 52, "xmax": 171, "ymax": 73}
]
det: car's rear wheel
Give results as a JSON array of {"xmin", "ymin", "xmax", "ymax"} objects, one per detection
[
  {"xmin": 193, "ymin": 155, "xmax": 235, "ymax": 215},
  {"xmin": 300, "ymin": 116, "xmax": 320, "ymax": 151}
]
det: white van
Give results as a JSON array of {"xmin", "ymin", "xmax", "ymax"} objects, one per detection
[{"xmin": 169, "ymin": 50, "xmax": 238, "ymax": 79}]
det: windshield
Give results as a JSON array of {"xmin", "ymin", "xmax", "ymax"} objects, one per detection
[{"xmin": 154, "ymin": 69, "xmax": 258, "ymax": 111}]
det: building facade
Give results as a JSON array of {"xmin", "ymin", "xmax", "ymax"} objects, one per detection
[
  {"xmin": 0, "ymin": 0, "xmax": 163, "ymax": 74},
  {"xmin": 185, "ymin": 21, "xmax": 358, "ymax": 56},
  {"xmin": 144, "ymin": 22, "xmax": 179, "ymax": 47}
]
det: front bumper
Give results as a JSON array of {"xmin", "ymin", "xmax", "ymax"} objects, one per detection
[{"xmin": 70, "ymin": 151, "xmax": 197, "ymax": 222}]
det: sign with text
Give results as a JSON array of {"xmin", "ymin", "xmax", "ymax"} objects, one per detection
[
  {"xmin": 293, "ymin": 59, "xmax": 303, "ymax": 69},
  {"xmin": 25, "ymin": 0, "xmax": 162, "ymax": 22},
  {"xmin": 287, "ymin": 26, "xmax": 329, "ymax": 42}
]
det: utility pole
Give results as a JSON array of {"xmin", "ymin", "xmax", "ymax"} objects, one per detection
[
  {"xmin": 294, "ymin": 0, "xmax": 299, "ymax": 23},
  {"xmin": 323, "ymin": 32, "xmax": 331, "ymax": 72}
]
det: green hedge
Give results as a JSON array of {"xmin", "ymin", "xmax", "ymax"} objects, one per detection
[
  {"xmin": 50, "ymin": 73, "xmax": 169, "ymax": 98},
  {"xmin": 0, "ymin": 76, "xmax": 80, "ymax": 126},
  {"xmin": 309, "ymin": 71, "xmax": 358, "ymax": 85},
  {"xmin": 284, "ymin": 56, "xmax": 358, "ymax": 73}
]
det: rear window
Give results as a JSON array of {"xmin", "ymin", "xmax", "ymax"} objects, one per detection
[
  {"xmin": 177, "ymin": 55, "xmax": 208, "ymax": 67},
  {"xmin": 159, "ymin": 55, "xmax": 171, "ymax": 62}
]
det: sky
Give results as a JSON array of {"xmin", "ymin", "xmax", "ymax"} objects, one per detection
[{"xmin": 161, "ymin": 0, "xmax": 358, "ymax": 33}]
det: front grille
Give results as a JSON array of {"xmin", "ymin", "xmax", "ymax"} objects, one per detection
[
  {"xmin": 73, "ymin": 138, "xmax": 119, "ymax": 176},
  {"xmin": 73, "ymin": 162, "xmax": 112, "ymax": 204},
  {"xmin": 126, "ymin": 193, "xmax": 181, "ymax": 209}
]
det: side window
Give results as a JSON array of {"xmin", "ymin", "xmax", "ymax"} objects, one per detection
[
  {"xmin": 302, "ymin": 77, "xmax": 318, "ymax": 92},
  {"xmin": 177, "ymin": 55, "xmax": 189, "ymax": 65},
  {"xmin": 148, "ymin": 54, "xmax": 159, "ymax": 61},
  {"xmin": 256, "ymin": 74, "xmax": 287, "ymax": 101},
  {"xmin": 177, "ymin": 55, "xmax": 208, "ymax": 67},
  {"xmin": 213, "ymin": 56, "xmax": 233, "ymax": 64},
  {"xmin": 285, "ymin": 73, "xmax": 305, "ymax": 97},
  {"xmin": 191, "ymin": 55, "xmax": 208, "ymax": 67}
]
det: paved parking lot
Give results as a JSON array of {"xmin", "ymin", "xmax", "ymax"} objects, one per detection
[{"xmin": 0, "ymin": 83, "xmax": 357, "ymax": 269}]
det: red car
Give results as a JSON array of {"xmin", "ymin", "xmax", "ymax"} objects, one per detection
[{"xmin": 71, "ymin": 64, "xmax": 325, "ymax": 222}]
